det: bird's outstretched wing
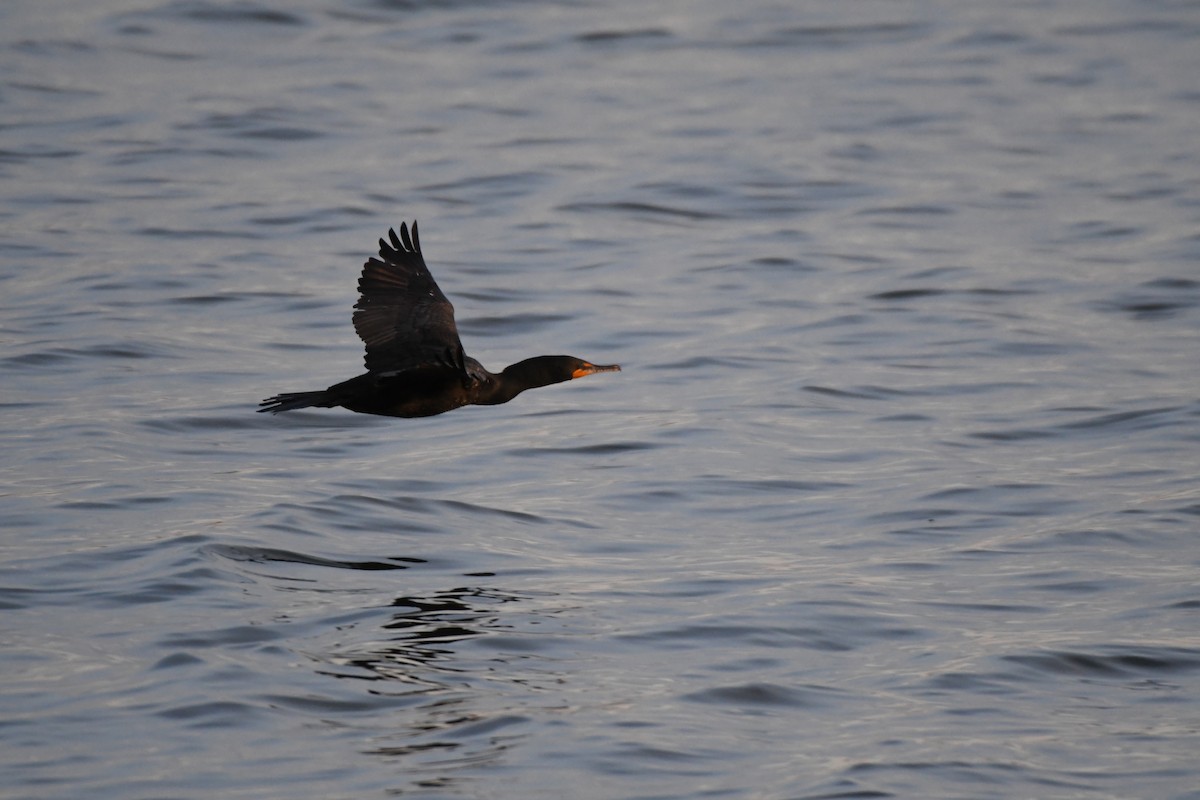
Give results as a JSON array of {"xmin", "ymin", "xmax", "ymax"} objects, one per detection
[{"xmin": 353, "ymin": 221, "xmax": 466, "ymax": 375}]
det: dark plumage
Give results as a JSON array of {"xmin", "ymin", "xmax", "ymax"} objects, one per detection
[{"xmin": 259, "ymin": 222, "xmax": 620, "ymax": 418}]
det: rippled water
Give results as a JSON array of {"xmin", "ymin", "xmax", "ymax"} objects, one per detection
[{"xmin": 4, "ymin": 1, "xmax": 1200, "ymax": 798}]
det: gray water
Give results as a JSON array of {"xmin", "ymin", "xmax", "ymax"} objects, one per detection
[{"xmin": 3, "ymin": 1, "xmax": 1200, "ymax": 798}]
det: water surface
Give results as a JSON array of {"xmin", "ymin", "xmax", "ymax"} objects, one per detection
[{"xmin": 3, "ymin": 1, "xmax": 1200, "ymax": 798}]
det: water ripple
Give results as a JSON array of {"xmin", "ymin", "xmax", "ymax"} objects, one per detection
[{"xmin": 5, "ymin": 1, "xmax": 1200, "ymax": 797}]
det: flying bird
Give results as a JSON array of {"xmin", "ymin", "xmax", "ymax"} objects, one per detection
[{"xmin": 259, "ymin": 222, "xmax": 620, "ymax": 418}]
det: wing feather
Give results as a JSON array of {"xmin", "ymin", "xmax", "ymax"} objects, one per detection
[{"xmin": 352, "ymin": 221, "xmax": 465, "ymax": 374}]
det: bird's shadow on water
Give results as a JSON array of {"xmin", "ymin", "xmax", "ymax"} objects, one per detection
[{"xmin": 202, "ymin": 540, "xmax": 564, "ymax": 779}]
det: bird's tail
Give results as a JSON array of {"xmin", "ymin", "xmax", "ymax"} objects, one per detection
[{"xmin": 257, "ymin": 391, "xmax": 330, "ymax": 414}]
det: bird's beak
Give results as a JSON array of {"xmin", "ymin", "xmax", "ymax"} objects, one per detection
[{"xmin": 572, "ymin": 362, "xmax": 621, "ymax": 379}]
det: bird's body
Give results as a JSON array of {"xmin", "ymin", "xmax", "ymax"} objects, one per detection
[{"xmin": 259, "ymin": 222, "xmax": 619, "ymax": 418}]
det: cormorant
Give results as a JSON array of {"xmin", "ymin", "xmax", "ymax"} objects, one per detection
[{"xmin": 258, "ymin": 222, "xmax": 619, "ymax": 418}]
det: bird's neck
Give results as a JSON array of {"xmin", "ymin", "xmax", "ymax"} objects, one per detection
[{"xmin": 479, "ymin": 357, "xmax": 570, "ymax": 405}]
